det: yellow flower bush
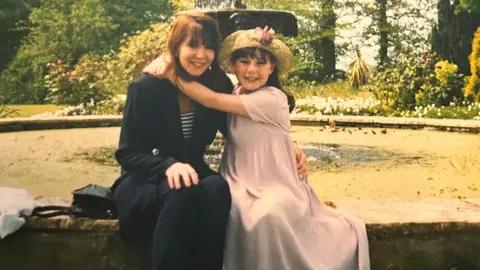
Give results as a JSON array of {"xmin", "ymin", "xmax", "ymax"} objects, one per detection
[
  {"xmin": 435, "ymin": 60, "xmax": 458, "ymax": 84},
  {"xmin": 464, "ymin": 27, "xmax": 480, "ymax": 102}
]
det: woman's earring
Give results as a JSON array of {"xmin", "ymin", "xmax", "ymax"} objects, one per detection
[
  {"xmin": 174, "ymin": 52, "xmax": 178, "ymax": 58},
  {"xmin": 208, "ymin": 66, "xmax": 212, "ymax": 70}
]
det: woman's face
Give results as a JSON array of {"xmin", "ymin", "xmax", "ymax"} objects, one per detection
[
  {"xmin": 177, "ymin": 37, "xmax": 215, "ymax": 77},
  {"xmin": 233, "ymin": 51, "xmax": 274, "ymax": 91}
]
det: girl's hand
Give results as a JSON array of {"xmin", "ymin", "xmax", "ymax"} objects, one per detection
[
  {"xmin": 142, "ymin": 53, "xmax": 173, "ymax": 78},
  {"xmin": 165, "ymin": 162, "xmax": 199, "ymax": 189}
]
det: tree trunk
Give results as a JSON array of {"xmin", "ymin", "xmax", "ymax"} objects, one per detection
[
  {"xmin": 320, "ymin": 0, "xmax": 336, "ymax": 79},
  {"xmin": 377, "ymin": 0, "xmax": 388, "ymax": 65},
  {"xmin": 432, "ymin": 0, "xmax": 480, "ymax": 75}
]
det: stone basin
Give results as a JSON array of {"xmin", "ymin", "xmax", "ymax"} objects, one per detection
[{"xmin": 1, "ymin": 198, "xmax": 479, "ymax": 270}]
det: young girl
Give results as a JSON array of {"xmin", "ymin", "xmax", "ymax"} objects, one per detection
[{"xmin": 165, "ymin": 26, "xmax": 371, "ymax": 269}]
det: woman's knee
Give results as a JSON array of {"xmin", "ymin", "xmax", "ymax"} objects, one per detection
[
  {"xmin": 199, "ymin": 175, "xmax": 231, "ymax": 203},
  {"xmin": 164, "ymin": 184, "xmax": 200, "ymax": 203}
]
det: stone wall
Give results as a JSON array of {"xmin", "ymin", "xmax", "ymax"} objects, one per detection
[
  {"xmin": 1, "ymin": 115, "xmax": 479, "ymax": 133},
  {"xmin": 1, "ymin": 199, "xmax": 479, "ymax": 270}
]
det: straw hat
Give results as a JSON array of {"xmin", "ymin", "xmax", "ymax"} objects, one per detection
[{"xmin": 218, "ymin": 26, "xmax": 293, "ymax": 74}]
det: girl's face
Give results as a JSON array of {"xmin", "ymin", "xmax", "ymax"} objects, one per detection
[
  {"xmin": 177, "ymin": 37, "xmax": 215, "ymax": 77},
  {"xmin": 232, "ymin": 50, "xmax": 275, "ymax": 91}
]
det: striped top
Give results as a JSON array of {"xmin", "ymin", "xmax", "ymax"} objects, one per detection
[{"xmin": 180, "ymin": 111, "xmax": 195, "ymax": 140}]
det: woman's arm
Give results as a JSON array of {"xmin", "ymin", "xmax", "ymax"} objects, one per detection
[
  {"xmin": 176, "ymin": 78, "xmax": 249, "ymax": 117},
  {"xmin": 177, "ymin": 77, "xmax": 309, "ymax": 176},
  {"xmin": 212, "ymin": 72, "xmax": 234, "ymax": 138}
]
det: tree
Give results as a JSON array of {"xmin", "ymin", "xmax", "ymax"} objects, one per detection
[
  {"xmin": 317, "ymin": 0, "xmax": 337, "ymax": 79},
  {"xmin": 464, "ymin": 27, "xmax": 480, "ymax": 101},
  {"xmin": 0, "ymin": 0, "xmax": 173, "ymax": 104},
  {"xmin": 456, "ymin": 0, "xmax": 480, "ymax": 13},
  {"xmin": 0, "ymin": 0, "xmax": 40, "ymax": 72},
  {"xmin": 432, "ymin": 0, "xmax": 480, "ymax": 75},
  {"xmin": 342, "ymin": 0, "xmax": 436, "ymax": 66},
  {"xmin": 376, "ymin": 0, "xmax": 388, "ymax": 65},
  {"xmin": 242, "ymin": 0, "xmax": 339, "ymax": 82}
]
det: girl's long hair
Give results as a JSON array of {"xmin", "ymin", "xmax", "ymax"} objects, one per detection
[{"xmin": 231, "ymin": 47, "xmax": 296, "ymax": 112}]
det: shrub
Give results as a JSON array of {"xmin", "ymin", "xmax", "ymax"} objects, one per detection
[
  {"xmin": 348, "ymin": 48, "xmax": 372, "ymax": 88},
  {"xmin": 367, "ymin": 52, "xmax": 465, "ymax": 110},
  {"xmin": 464, "ymin": 27, "xmax": 480, "ymax": 102},
  {"xmin": 44, "ymin": 56, "xmax": 112, "ymax": 105},
  {"xmin": 44, "ymin": 23, "xmax": 170, "ymax": 106},
  {"xmin": 415, "ymin": 60, "xmax": 464, "ymax": 107}
]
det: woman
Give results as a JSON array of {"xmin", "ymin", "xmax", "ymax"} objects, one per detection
[
  {"xmin": 112, "ymin": 14, "xmax": 308, "ymax": 270},
  {"xmin": 157, "ymin": 26, "xmax": 371, "ymax": 269}
]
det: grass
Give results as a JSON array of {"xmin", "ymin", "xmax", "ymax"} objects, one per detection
[
  {"xmin": 5, "ymin": 104, "xmax": 64, "ymax": 117},
  {"xmin": 291, "ymin": 81, "xmax": 372, "ymax": 99}
]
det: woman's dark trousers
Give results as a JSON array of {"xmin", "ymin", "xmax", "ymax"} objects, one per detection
[{"xmin": 113, "ymin": 174, "xmax": 232, "ymax": 270}]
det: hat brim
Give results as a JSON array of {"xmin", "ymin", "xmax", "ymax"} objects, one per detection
[{"xmin": 218, "ymin": 29, "xmax": 293, "ymax": 74}]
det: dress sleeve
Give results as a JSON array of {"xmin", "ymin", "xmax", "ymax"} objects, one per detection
[{"xmin": 238, "ymin": 87, "xmax": 289, "ymax": 125}]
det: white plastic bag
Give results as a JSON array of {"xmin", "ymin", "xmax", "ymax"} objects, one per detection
[{"xmin": 0, "ymin": 187, "xmax": 37, "ymax": 239}]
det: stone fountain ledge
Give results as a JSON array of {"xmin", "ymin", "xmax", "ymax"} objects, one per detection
[
  {"xmin": 1, "ymin": 198, "xmax": 479, "ymax": 270},
  {"xmin": 1, "ymin": 115, "xmax": 479, "ymax": 133}
]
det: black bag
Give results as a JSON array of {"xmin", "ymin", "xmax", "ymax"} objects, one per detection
[{"xmin": 32, "ymin": 184, "xmax": 117, "ymax": 220}]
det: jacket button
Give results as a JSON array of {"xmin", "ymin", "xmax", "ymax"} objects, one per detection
[{"xmin": 152, "ymin": 148, "xmax": 159, "ymax": 156}]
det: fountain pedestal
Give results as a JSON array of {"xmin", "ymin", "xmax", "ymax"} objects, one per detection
[{"xmin": 178, "ymin": 8, "xmax": 298, "ymax": 39}]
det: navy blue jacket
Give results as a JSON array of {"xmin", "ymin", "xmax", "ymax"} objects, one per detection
[{"xmin": 112, "ymin": 72, "xmax": 233, "ymax": 190}]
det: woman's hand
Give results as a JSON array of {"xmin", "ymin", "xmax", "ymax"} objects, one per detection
[
  {"xmin": 142, "ymin": 53, "xmax": 173, "ymax": 79},
  {"xmin": 165, "ymin": 162, "xmax": 199, "ymax": 190},
  {"xmin": 293, "ymin": 142, "xmax": 308, "ymax": 177}
]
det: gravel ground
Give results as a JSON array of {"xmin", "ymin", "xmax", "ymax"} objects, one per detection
[{"xmin": 0, "ymin": 126, "xmax": 479, "ymax": 201}]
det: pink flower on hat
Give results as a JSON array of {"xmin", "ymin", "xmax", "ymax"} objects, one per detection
[{"xmin": 254, "ymin": 26, "xmax": 276, "ymax": 46}]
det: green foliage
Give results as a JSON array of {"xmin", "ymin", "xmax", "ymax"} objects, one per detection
[
  {"xmin": 169, "ymin": 0, "xmax": 194, "ymax": 11},
  {"xmin": 0, "ymin": 43, "xmax": 52, "ymax": 104},
  {"xmin": 44, "ymin": 56, "xmax": 112, "ymax": 105},
  {"xmin": 415, "ymin": 60, "xmax": 465, "ymax": 106},
  {"xmin": 45, "ymin": 23, "xmax": 170, "ymax": 105},
  {"xmin": 367, "ymin": 52, "xmax": 465, "ymax": 110},
  {"xmin": 432, "ymin": 0, "xmax": 480, "ymax": 75},
  {"xmin": 0, "ymin": 0, "xmax": 172, "ymax": 104},
  {"xmin": 456, "ymin": 0, "xmax": 480, "ymax": 13},
  {"xmin": 464, "ymin": 27, "xmax": 480, "ymax": 101},
  {"xmin": 0, "ymin": 0, "xmax": 40, "ymax": 72},
  {"xmin": 290, "ymin": 81, "xmax": 362, "ymax": 99}
]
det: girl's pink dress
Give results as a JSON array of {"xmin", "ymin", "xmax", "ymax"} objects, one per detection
[{"xmin": 221, "ymin": 86, "xmax": 370, "ymax": 270}]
